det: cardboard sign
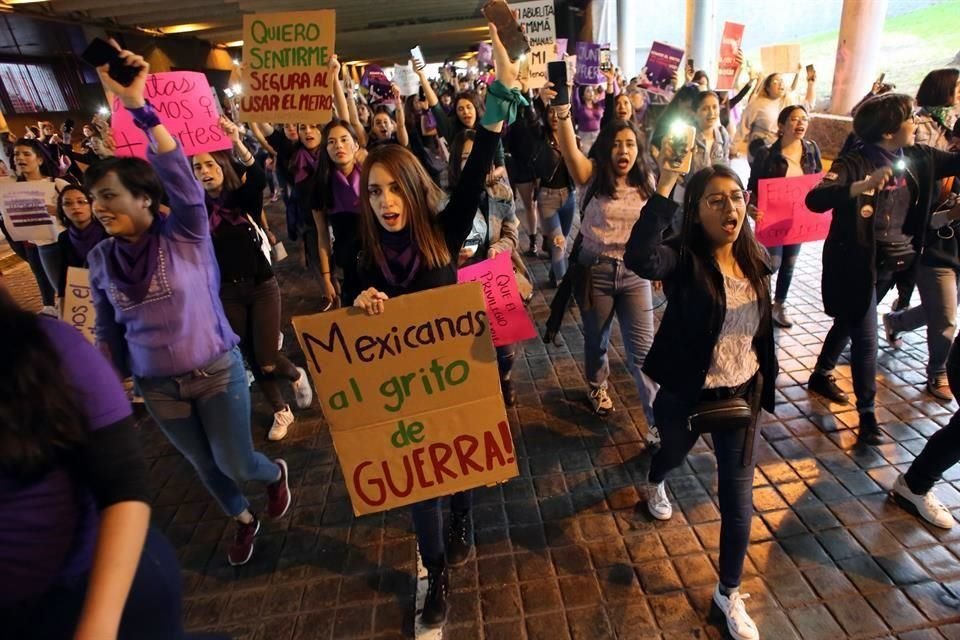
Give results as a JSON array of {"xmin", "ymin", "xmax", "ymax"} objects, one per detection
[
  {"xmin": 519, "ymin": 43, "xmax": 556, "ymax": 89},
  {"xmin": 109, "ymin": 72, "xmax": 231, "ymax": 159},
  {"xmin": 62, "ymin": 267, "xmax": 96, "ymax": 344},
  {"xmin": 564, "ymin": 55, "xmax": 577, "ymax": 86},
  {"xmin": 457, "ymin": 252, "xmax": 537, "ymax": 347},
  {"xmin": 241, "ymin": 10, "xmax": 336, "ymax": 123},
  {"xmin": 292, "ymin": 284, "xmax": 517, "ymax": 515},
  {"xmin": 644, "ymin": 41, "xmax": 684, "ymax": 92},
  {"xmin": 575, "ymin": 42, "xmax": 601, "ymax": 84},
  {"xmin": 511, "ymin": 0, "xmax": 556, "ymax": 47},
  {"xmin": 393, "ymin": 63, "xmax": 420, "ymax": 97},
  {"xmin": 716, "ymin": 22, "xmax": 745, "ymax": 91},
  {"xmin": 755, "ymin": 173, "xmax": 832, "ymax": 247},
  {"xmin": 0, "ymin": 180, "xmax": 58, "ymax": 244},
  {"xmin": 555, "ymin": 37, "xmax": 567, "ymax": 58},
  {"xmin": 760, "ymin": 43, "xmax": 800, "ymax": 75}
]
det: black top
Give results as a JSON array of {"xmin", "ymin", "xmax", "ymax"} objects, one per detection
[
  {"xmin": 806, "ymin": 144, "xmax": 960, "ymax": 320},
  {"xmin": 266, "ymin": 129, "xmax": 297, "ymax": 184},
  {"xmin": 747, "ymin": 138, "xmax": 822, "ymax": 193},
  {"xmin": 208, "ymin": 161, "xmax": 273, "ymax": 285},
  {"xmin": 55, "ymin": 230, "xmax": 90, "ymax": 298},
  {"xmin": 431, "ymin": 103, "xmax": 506, "ymax": 168},
  {"xmin": 624, "ymin": 193, "xmax": 777, "ymax": 413},
  {"xmin": 358, "ymin": 125, "xmax": 500, "ymax": 298}
]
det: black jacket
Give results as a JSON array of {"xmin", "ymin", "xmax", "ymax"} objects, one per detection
[
  {"xmin": 358, "ymin": 125, "xmax": 499, "ymax": 298},
  {"xmin": 55, "ymin": 230, "xmax": 89, "ymax": 298},
  {"xmin": 747, "ymin": 138, "xmax": 822, "ymax": 193},
  {"xmin": 805, "ymin": 144, "xmax": 960, "ymax": 320},
  {"xmin": 624, "ymin": 193, "xmax": 777, "ymax": 413}
]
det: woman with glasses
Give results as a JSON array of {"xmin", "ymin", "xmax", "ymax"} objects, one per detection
[
  {"xmin": 54, "ymin": 185, "xmax": 107, "ymax": 298},
  {"xmin": 747, "ymin": 105, "xmax": 823, "ymax": 328},
  {"xmin": 805, "ymin": 93, "xmax": 960, "ymax": 446},
  {"xmin": 624, "ymin": 158, "xmax": 776, "ymax": 640},
  {"xmin": 882, "ymin": 68, "xmax": 960, "ymax": 400}
]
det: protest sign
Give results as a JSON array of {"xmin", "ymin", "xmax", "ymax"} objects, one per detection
[
  {"xmin": 511, "ymin": 0, "xmax": 556, "ymax": 47},
  {"xmin": 362, "ymin": 65, "xmax": 393, "ymax": 103},
  {"xmin": 760, "ymin": 43, "xmax": 800, "ymax": 75},
  {"xmin": 62, "ymin": 268, "xmax": 96, "ymax": 344},
  {"xmin": 477, "ymin": 42, "xmax": 493, "ymax": 67},
  {"xmin": 564, "ymin": 55, "xmax": 577, "ymax": 85},
  {"xmin": 555, "ymin": 37, "xmax": 568, "ymax": 57},
  {"xmin": 716, "ymin": 22, "xmax": 745, "ymax": 91},
  {"xmin": 575, "ymin": 42, "xmax": 601, "ymax": 84},
  {"xmin": 644, "ymin": 41, "xmax": 685, "ymax": 92},
  {"xmin": 519, "ymin": 43, "xmax": 556, "ymax": 89},
  {"xmin": 109, "ymin": 72, "xmax": 231, "ymax": 159},
  {"xmin": 0, "ymin": 180, "xmax": 58, "ymax": 244},
  {"xmin": 241, "ymin": 10, "xmax": 336, "ymax": 123},
  {"xmin": 457, "ymin": 252, "xmax": 537, "ymax": 347},
  {"xmin": 293, "ymin": 284, "xmax": 517, "ymax": 516},
  {"xmin": 393, "ymin": 63, "xmax": 420, "ymax": 97},
  {"xmin": 755, "ymin": 173, "xmax": 831, "ymax": 247}
]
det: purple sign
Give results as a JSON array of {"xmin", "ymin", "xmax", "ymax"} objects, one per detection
[
  {"xmin": 361, "ymin": 64, "xmax": 392, "ymax": 102},
  {"xmin": 644, "ymin": 41, "xmax": 684, "ymax": 92},
  {"xmin": 575, "ymin": 42, "xmax": 600, "ymax": 84}
]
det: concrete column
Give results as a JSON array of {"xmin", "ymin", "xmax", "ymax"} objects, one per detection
[
  {"xmin": 616, "ymin": 0, "xmax": 638, "ymax": 78},
  {"xmin": 828, "ymin": 0, "xmax": 888, "ymax": 115},
  {"xmin": 685, "ymin": 0, "xmax": 716, "ymax": 84}
]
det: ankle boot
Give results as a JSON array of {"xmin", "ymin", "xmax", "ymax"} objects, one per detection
[
  {"xmin": 446, "ymin": 510, "xmax": 474, "ymax": 566},
  {"xmin": 420, "ymin": 559, "xmax": 448, "ymax": 628},
  {"xmin": 856, "ymin": 411, "xmax": 886, "ymax": 446}
]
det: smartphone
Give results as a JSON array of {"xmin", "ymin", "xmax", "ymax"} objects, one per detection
[
  {"xmin": 410, "ymin": 46, "xmax": 426, "ymax": 71},
  {"xmin": 876, "ymin": 72, "xmax": 886, "ymax": 85},
  {"xmin": 666, "ymin": 121, "xmax": 696, "ymax": 174},
  {"xmin": 81, "ymin": 37, "xmax": 140, "ymax": 87},
  {"xmin": 547, "ymin": 61, "xmax": 569, "ymax": 105},
  {"xmin": 599, "ymin": 46, "xmax": 612, "ymax": 72},
  {"xmin": 481, "ymin": 0, "xmax": 531, "ymax": 62},
  {"xmin": 806, "ymin": 64, "xmax": 816, "ymax": 81},
  {"xmin": 686, "ymin": 58, "xmax": 695, "ymax": 75}
]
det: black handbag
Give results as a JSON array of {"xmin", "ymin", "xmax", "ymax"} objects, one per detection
[
  {"xmin": 876, "ymin": 240, "xmax": 916, "ymax": 273},
  {"xmin": 687, "ymin": 396, "xmax": 753, "ymax": 434}
]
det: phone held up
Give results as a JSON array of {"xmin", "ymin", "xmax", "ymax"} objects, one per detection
[
  {"xmin": 546, "ymin": 61, "xmax": 569, "ymax": 106},
  {"xmin": 410, "ymin": 46, "xmax": 426, "ymax": 71},
  {"xmin": 481, "ymin": 0, "xmax": 531, "ymax": 62},
  {"xmin": 81, "ymin": 38, "xmax": 140, "ymax": 87},
  {"xmin": 599, "ymin": 46, "xmax": 613, "ymax": 72},
  {"xmin": 666, "ymin": 120, "xmax": 697, "ymax": 175}
]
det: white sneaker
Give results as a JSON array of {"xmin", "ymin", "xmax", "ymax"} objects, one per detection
[
  {"xmin": 291, "ymin": 367, "xmax": 314, "ymax": 409},
  {"xmin": 268, "ymin": 406, "xmax": 294, "ymax": 441},
  {"xmin": 892, "ymin": 474, "xmax": 955, "ymax": 529},
  {"xmin": 39, "ymin": 305, "xmax": 58, "ymax": 317},
  {"xmin": 647, "ymin": 482, "xmax": 673, "ymax": 520},
  {"xmin": 712, "ymin": 585, "xmax": 759, "ymax": 640},
  {"xmin": 589, "ymin": 386, "xmax": 613, "ymax": 415},
  {"xmin": 246, "ymin": 369, "xmax": 255, "ymax": 387},
  {"xmin": 645, "ymin": 424, "xmax": 661, "ymax": 448}
]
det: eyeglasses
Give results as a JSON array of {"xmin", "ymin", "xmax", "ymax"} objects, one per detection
[
  {"xmin": 62, "ymin": 199, "xmax": 90, "ymax": 207},
  {"xmin": 701, "ymin": 190, "xmax": 750, "ymax": 211}
]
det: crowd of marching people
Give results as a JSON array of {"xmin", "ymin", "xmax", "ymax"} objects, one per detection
[{"xmin": 2, "ymin": 15, "xmax": 960, "ymax": 640}]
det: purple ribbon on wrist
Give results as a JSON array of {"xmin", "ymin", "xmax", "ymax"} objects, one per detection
[{"xmin": 126, "ymin": 101, "xmax": 162, "ymax": 131}]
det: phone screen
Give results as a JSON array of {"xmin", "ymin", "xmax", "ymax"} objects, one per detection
[
  {"xmin": 599, "ymin": 47, "xmax": 612, "ymax": 71},
  {"xmin": 411, "ymin": 46, "xmax": 425, "ymax": 71}
]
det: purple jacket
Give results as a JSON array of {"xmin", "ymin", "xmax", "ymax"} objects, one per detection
[{"xmin": 88, "ymin": 145, "xmax": 239, "ymax": 378}]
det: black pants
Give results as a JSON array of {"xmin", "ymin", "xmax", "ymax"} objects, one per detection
[
  {"xmin": 0, "ymin": 217, "xmax": 55, "ymax": 306},
  {"xmin": 330, "ymin": 214, "xmax": 362, "ymax": 304},
  {"xmin": 220, "ymin": 277, "xmax": 300, "ymax": 412},
  {"xmin": 905, "ymin": 336, "xmax": 960, "ymax": 494}
]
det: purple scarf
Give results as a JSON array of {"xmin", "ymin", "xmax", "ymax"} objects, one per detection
[
  {"xmin": 67, "ymin": 221, "xmax": 108, "ymax": 262},
  {"xmin": 378, "ymin": 225, "xmax": 421, "ymax": 288},
  {"xmin": 109, "ymin": 217, "xmax": 162, "ymax": 304},
  {"xmin": 292, "ymin": 146, "xmax": 320, "ymax": 184},
  {"xmin": 206, "ymin": 191, "xmax": 247, "ymax": 232},
  {"xmin": 330, "ymin": 164, "xmax": 360, "ymax": 214}
]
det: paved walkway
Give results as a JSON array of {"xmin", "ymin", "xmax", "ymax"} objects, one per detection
[{"xmin": 8, "ymin": 202, "xmax": 960, "ymax": 640}]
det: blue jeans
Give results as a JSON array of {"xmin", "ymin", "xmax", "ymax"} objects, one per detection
[
  {"xmin": 649, "ymin": 388, "xmax": 757, "ymax": 589},
  {"xmin": 815, "ymin": 278, "xmax": 893, "ymax": 413},
  {"xmin": 578, "ymin": 258, "xmax": 657, "ymax": 425},
  {"xmin": 411, "ymin": 491, "xmax": 472, "ymax": 566},
  {"xmin": 538, "ymin": 187, "xmax": 574, "ymax": 281},
  {"xmin": 136, "ymin": 348, "xmax": 281, "ymax": 517},
  {"xmin": 767, "ymin": 244, "xmax": 802, "ymax": 304}
]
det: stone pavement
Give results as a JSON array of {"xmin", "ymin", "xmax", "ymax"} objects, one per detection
[{"xmin": 8, "ymin": 203, "xmax": 960, "ymax": 640}]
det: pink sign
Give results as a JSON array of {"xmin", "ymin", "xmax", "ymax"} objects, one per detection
[
  {"xmin": 110, "ymin": 72, "xmax": 231, "ymax": 159},
  {"xmin": 457, "ymin": 252, "xmax": 537, "ymax": 347},
  {"xmin": 717, "ymin": 22, "xmax": 745, "ymax": 91},
  {"xmin": 755, "ymin": 173, "xmax": 832, "ymax": 247}
]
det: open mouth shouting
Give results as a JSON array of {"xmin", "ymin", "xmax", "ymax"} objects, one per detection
[{"xmin": 720, "ymin": 213, "xmax": 740, "ymax": 236}]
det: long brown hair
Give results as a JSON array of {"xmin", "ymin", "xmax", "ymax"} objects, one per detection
[
  {"xmin": 358, "ymin": 144, "xmax": 449, "ymax": 270},
  {"xmin": 192, "ymin": 150, "xmax": 242, "ymax": 194}
]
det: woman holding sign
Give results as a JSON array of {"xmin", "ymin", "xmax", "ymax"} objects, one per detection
[
  {"xmin": 538, "ymin": 83, "xmax": 659, "ymax": 434},
  {"xmin": 747, "ymin": 104, "xmax": 823, "ymax": 328},
  {"xmin": 85, "ymin": 42, "xmax": 293, "ymax": 567},
  {"xmin": 624, "ymin": 159, "xmax": 777, "ymax": 640},
  {"xmin": 353, "ymin": 21, "xmax": 520, "ymax": 628}
]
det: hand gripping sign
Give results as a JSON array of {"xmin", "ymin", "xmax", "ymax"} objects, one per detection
[{"xmin": 293, "ymin": 283, "xmax": 518, "ymax": 516}]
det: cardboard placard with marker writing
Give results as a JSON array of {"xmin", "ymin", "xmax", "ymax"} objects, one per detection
[
  {"xmin": 293, "ymin": 283, "xmax": 518, "ymax": 516},
  {"xmin": 109, "ymin": 72, "xmax": 231, "ymax": 159},
  {"xmin": 61, "ymin": 267, "xmax": 96, "ymax": 344}
]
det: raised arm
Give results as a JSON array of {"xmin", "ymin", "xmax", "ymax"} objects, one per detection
[
  {"xmin": 540, "ymin": 83, "xmax": 593, "ymax": 186},
  {"xmin": 249, "ymin": 122, "xmax": 277, "ymax": 156},
  {"xmin": 392, "ymin": 85, "xmax": 410, "ymax": 147},
  {"xmin": 624, "ymin": 160, "xmax": 684, "ymax": 280},
  {"xmin": 330, "ymin": 55, "xmax": 351, "ymax": 123},
  {"xmin": 220, "ymin": 116, "xmax": 255, "ymax": 167},
  {"xmin": 344, "ymin": 78, "xmax": 368, "ymax": 147}
]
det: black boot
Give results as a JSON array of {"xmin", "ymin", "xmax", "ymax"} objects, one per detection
[
  {"xmin": 855, "ymin": 411, "xmax": 886, "ymax": 446},
  {"xmin": 420, "ymin": 559, "xmax": 448, "ymax": 627},
  {"xmin": 525, "ymin": 235, "xmax": 538, "ymax": 258},
  {"xmin": 501, "ymin": 379, "xmax": 517, "ymax": 407},
  {"xmin": 446, "ymin": 510, "xmax": 474, "ymax": 567}
]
